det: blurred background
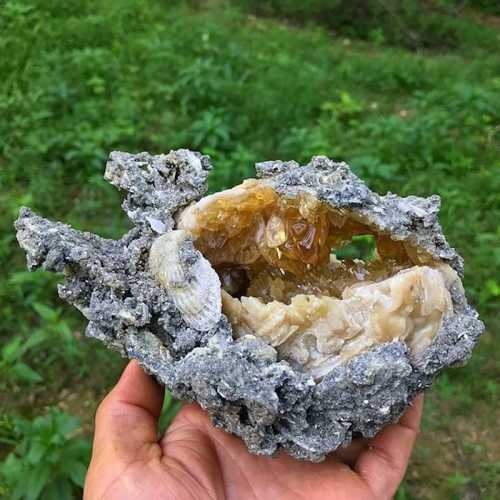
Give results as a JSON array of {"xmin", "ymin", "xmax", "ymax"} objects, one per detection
[{"xmin": 0, "ymin": 0, "xmax": 499, "ymax": 498}]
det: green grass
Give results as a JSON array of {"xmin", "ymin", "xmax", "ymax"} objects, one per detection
[{"xmin": 1, "ymin": 0, "xmax": 499, "ymax": 498}]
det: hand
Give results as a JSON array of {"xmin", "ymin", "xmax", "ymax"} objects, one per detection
[{"xmin": 84, "ymin": 361, "xmax": 423, "ymax": 500}]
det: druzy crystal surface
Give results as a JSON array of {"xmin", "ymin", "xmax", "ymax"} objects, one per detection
[{"xmin": 15, "ymin": 151, "xmax": 484, "ymax": 461}]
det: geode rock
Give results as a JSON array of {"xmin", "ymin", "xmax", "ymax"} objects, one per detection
[{"xmin": 15, "ymin": 150, "xmax": 484, "ymax": 461}]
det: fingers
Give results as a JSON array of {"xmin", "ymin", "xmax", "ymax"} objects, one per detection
[
  {"xmin": 92, "ymin": 360, "xmax": 164, "ymax": 462},
  {"xmin": 354, "ymin": 394, "xmax": 424, "ymax": 499}
]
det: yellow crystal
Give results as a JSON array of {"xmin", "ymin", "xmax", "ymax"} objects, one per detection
[{"xmin": 177, "ymin": 179, "xmax": 449, "ymax": 378}]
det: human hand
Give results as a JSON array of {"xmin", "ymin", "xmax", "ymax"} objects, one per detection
[{"xmin": 84, "ymin": 361, "xmax": 423, "ymax": 500}]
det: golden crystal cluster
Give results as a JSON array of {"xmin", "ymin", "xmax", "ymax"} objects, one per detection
[
  {"xmin": 179, "ymin": 179, "xmax": 432, "ymax": 297},
  {"xmin": 177, "ymin": 179, "xmax": 452, "ymax": 377},
  {"xmin": 180, "ymin": 179, "xmax": 331, "ymax": 275}
]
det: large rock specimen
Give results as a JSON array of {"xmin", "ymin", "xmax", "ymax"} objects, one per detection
[{"xmin": 15, "ymin": 150, "xmax": 484, "ymax": 461}]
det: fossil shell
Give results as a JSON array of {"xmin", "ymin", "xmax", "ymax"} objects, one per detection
[{"xmin": 149, "ymin": 230, "xmax": 222, "ymax": 331}]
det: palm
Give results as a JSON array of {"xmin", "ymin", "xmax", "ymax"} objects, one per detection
[
  {"xmin": 161, "ymin": 405, "xmax": 377, "ymax": 500},
  {"xmin": 85, "ymin": 362, "xmax": 422, "ymax": 500}
]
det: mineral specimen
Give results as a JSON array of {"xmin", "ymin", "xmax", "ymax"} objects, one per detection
[{"xmin": 15, "ymin": 151, "xmax": 484, "ymax": 461}]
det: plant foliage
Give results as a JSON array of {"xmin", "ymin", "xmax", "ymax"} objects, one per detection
[{"xmin": 0, "ymin": 410, "xmax": 91, "ymax": 499}]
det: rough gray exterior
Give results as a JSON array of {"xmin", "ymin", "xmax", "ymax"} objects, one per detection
[{"xmin": 15, "ymin": 150, "xmax": 484, "ymax": 461}]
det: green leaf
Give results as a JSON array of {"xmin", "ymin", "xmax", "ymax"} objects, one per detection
[
  {"xmin": 486, "ymin": 279, "xmax": 500, "ymax": 297},
  {"xmin": 68, "ymin": 462, "xmax": 88, "ymax": 488},
  {"xmin": 33, "ymin": 302, "xmax": 59, "ymax": 322},
  {"xmin": 12, "ymin": 362, "xmax": 43, "ymax": 383},
  {"xmin": 56, "ymin": 414, "xmax": 81, "ymax": 437},
  {"xmin": 0, "ymin": 454, "xmax": 23, "ymax": 483},
  {"xmin": 2, "ymin": 337, "xmax": 23, "ymax": 363},
  {"xmin": 24, "ymin": 329, "xmax": 50, "ymax": 351},
  {"xmin": 25, "ymin": 463, "xmax": 51, "ymax": 500},
  {"xmin": 43, "ymin": 478, "xmax": 74, "ymax": 500},
  {"xmin": 26, "ymin": 440, "xmax": 47, "ymax": 465},
  {"xmin": 11, "ymin": 482, "xmax": 28, "ymax": 500}
]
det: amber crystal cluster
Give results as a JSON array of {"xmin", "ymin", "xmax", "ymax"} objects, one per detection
[
  {"xmin": 179, "ymin": 179, "xmax": 434, "ymax": 302},
  {"xmin": 179, "ymin": 179, "xmax": 331, "ymax": 276},
  {"xmin": 177, "ymin": 178, "xmax": 452, "ymax": 378}
]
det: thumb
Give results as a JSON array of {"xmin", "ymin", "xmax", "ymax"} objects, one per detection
[{"xmin": 91, "ymin": 360, "xmax": 164, "ymax": 462}]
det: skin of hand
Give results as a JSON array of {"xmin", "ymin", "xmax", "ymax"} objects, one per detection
[{"xmin": 84, "ymin": 361, "xmax": 423, "ymax": 500}]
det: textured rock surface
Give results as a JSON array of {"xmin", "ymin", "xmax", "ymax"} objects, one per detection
[{"xmin": 15, "ymin": 150, "xmax": 484, "ymax": 461}]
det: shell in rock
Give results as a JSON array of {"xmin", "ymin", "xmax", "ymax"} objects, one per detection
[{"xmin": 149, "ymin": 230, "xmax": 222, "ymax": 331}]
